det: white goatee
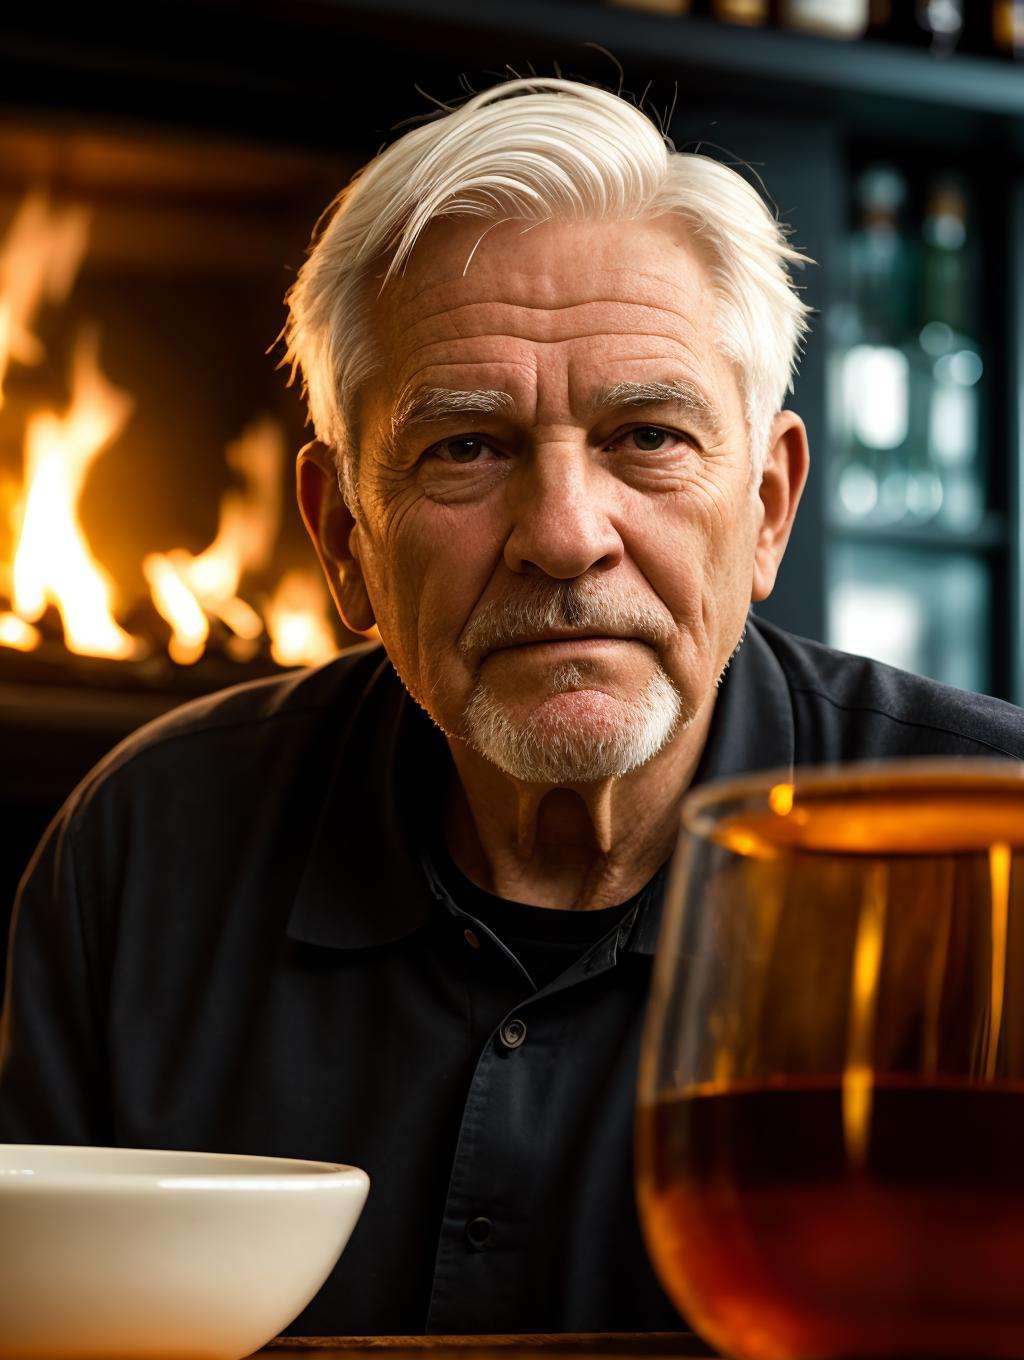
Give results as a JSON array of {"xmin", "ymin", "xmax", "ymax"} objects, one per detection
[
  {"xmin": 461, "ymin": 660, "xmax": 687, "ymax": 783},
  {"xmin": 455, "ymin": 573, "xmax": 692, "ymax": 783}
]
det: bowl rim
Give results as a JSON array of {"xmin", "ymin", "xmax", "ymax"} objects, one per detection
[{"xmin": 0, "ymin": 1143, "xmax": 371, "ymax": 1191}]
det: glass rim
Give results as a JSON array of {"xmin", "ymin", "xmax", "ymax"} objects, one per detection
[{"xmin": 681, "ymin": 755, "xmax": 1024, "ymax": 839}]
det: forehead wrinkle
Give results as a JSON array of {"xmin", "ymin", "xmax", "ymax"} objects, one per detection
[
  {"xmin": 395, "ymin": 324, "xmax": 708, "ymax": 369},
  {"xmin": 389, "ymin": 357, "xmax": 538, "ymax": 410},
  {"xmin": 395, "ymin": 297, "xmax": 707, "ymax": 342},
  {"xmin": 393, "ymin": 261, "xmax": 707, "ymax": 311},
  {"xmin": 407, "ymin": 295, "xmax": 704, "ymax": 320}
]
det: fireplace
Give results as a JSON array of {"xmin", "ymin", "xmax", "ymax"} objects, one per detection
[{"xmin": 0, "ymin": 112, "xmax": 366, "ymax": 985}]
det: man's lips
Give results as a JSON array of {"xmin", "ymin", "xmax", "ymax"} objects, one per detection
[{"xmin": 489, "ymin": 634, "xmax": 642, "ymax": 655}]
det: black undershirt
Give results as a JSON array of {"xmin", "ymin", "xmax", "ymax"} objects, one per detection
[{"xmin": 429, "ymin": 834, "xmax": 641, "ymax": 990}]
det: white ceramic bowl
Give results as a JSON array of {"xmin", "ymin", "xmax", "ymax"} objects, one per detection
[{"xmin": 0, "ymin": 1143, "xmax": 370, "ymax": 1360}]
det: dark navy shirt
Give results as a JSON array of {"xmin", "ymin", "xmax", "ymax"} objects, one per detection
[
  {"xmin": 427, "ymin": 814, "xmax": 642, "ymax": 991},
  {"xmin": 2, "ymin": 614, "xmax": 1024, "ymax": 1335}
]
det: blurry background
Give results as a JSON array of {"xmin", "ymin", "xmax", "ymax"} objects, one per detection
[{"xmin": 2, "ymin": 0, "xmax": 1023, "ymax": 987}]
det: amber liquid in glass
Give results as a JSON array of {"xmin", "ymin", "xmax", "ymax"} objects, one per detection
[
  {"xmin": 637, "ymin": 783, "xmax": 1024, "ymax": 1360},
  {"xmin": 639, "ymin": 1078, "xmax": 1024, "ymax": 1360}
]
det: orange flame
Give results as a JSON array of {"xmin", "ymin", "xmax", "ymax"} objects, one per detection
[
  {"xmin": 265, "ymin": 570, "xmax": 338, "ymax": 667},
  {"xmin": 0, "ymin": 471, "xmax": 19, "ymax": 598},
  {"xmin": 144, "ymin": 416, "xmax": 285, "ymax": 663},
  {"xmin": 0, "ymin": 612, "xmax": 40, "ymax": 651},
  {"xmin": 0, "ymin": 189, "xmax": 90, "ymax": 408},
  {"xmin": 142, "ymin": 554, "xmax": 209, "ymax": 665},
  {"xmin": 0, "ymin": 188, "xmax": 339, "ymax": 671},
  {"xmin": 0, "ymin": 325, "xmax": 138, "ymax": 658}
]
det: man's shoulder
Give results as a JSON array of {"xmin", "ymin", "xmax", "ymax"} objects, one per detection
[
  {"xmin": 751, "ymin": 614, "xmax": 1024, "ymax": 761},
  {"xmin": 67, "ymin": 640, "xmax": 391, "ymax": 817}
]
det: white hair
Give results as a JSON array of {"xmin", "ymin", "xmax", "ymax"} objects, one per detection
[{"xmin": 279, "ymin": 76, "xmax": 815, "ymax": 511}]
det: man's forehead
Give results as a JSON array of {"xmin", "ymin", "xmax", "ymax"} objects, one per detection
[
  {"xmin": 375, "ymin": 216, "xmax": 714, "ymax": 335},
  {"xmin": 361, "ymin": 217, "xmax": 738, "ymax": 431},
  {"xmin": 389, "ymin": 262, "xmax": 708, "ymax": 324}
]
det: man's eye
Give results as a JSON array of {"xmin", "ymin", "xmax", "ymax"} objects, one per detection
[
  {"xmin": 625, "ymin": 426, "xmax": 674, "ymax": 452},
  {"xmin": 435, "ymin": 437, "xmax": 493, "ymax": 464}
]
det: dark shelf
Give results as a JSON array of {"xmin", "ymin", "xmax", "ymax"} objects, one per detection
[
  {"xmin": 827, "ymin": 514, "xmax": 1009, "ymax": 553},
  {"xmin": 315, "ymin": 0, "xmax": 1024, "ymax": 118},
  {"xmin": 211, "ymin": 0, "xmax": 1024, "ymax": 154},
  {"xmin": 4, "ymin": 2, "xmax": 1024, "ymax": 155}
]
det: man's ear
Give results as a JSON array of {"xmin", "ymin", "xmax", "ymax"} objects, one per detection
[
  {"xmin": 295, "ymin": 440, "xmax": 377, "ymax": 634},
  {"xmin": 751, "ymin": 411, "xmax": 810, "ymax": 603}
]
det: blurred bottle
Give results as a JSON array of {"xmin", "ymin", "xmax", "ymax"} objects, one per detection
[
  {"xmin": 957, "ymin": 0, "xmax": 1024, "ymax": 55},
  {"xmin": 712, "ymin": 0, "xmax": 770, "ymax": 22},
  {"xmin": 992, "ymin": 0, "xmax": 1024, "ymax": 55},
  {"xmin": 916, "ymin": 173, "xmax": 984, "ymax": 531},
  {"xmin": 869, "ymin": 0, "xmax": 964, "ymax": 52},
  {"xmin": 606, "ymin": 0, "xmax": 694, "ymax": 14},
  {"xmin": 777, "ymin": 0, "xmax": 870, "ymax": 36},
  {"xmin": 830, "ymin": 165, "xmax": 919, "ymax": 524}
]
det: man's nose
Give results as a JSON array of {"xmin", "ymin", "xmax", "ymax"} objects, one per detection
[{"xmin": 503, "ymin": 446, "xmax": 624, "ymax": 579}]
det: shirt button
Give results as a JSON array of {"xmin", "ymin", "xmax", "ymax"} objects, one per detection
[
  {"xmin": 500, "ymin": 1018, "xmax": 527, "ymax": 1049},
  {"xmin": 463, "ymin": 927, "xmax": 481, "ymax": 950},
  {"xmin": 465, "ymin": 1215, "xmax": 494, "ymax": 1250}
]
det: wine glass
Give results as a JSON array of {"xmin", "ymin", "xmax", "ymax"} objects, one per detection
[{"xmin": 636, "ymin": 757, "xmax": 1024, "ymax": 1360}]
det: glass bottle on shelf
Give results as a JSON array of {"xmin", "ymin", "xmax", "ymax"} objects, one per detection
[
  {"xmin": 828, "ymin": 541, "xmax": 991, "ymax": 692},
  {"xmin": 869, "ymin": 0, "xmax": 964, "ymax": 53},
  {"xmin": 777, "ymin": 0, "xmax": 870, "ymax": 38},
  {"xmin": 829, "ymin": 164, "xmax": 919, "ymax": 525},
  {"xmin": 606, "ymin": 0, "xmax": 694, "ymax": 15},
  {"xmin": 915, "ymin": 172, "xmax": 984, "ymax": 531},
  {"xmin": 993, "ymin": 0, "xmax": 1024, "ymax": 56},
  {"xmin": 712, "ymin": 0, "xmax": 770, "ymax": 22},
  {"xmin": 916, "ymin": 0, "xmax": 964, "ymax": 53},
  {"xmin": 959, "ymin": 1, "xmax": 1024, "ymax": 55},
  {"xmin": 868, "ymin": 0, "xmax": 898, "ymax": 37}
]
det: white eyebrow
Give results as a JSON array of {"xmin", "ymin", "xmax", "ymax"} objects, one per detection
[
  {"xmin": 595, "ymin": 379, "xmax": 726, "ymax": 441},
  {"xmin": 383, "ymin": 378, "xmax": 725, "ymax": 458},
  {"xmin": 389, "ymin": 385, "xmax": 516, "ymax": 450}
]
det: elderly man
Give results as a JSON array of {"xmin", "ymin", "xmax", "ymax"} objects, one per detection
[{"xmin": 2, "ymin": 78, "xmax": 1023, "ymax": 1336}]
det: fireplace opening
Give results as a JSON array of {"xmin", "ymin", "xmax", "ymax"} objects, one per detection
[
  {"xmin": 0, "ymin": 115, "xmax": 364, "ymax": 685},
  {"xmin": 0, "ymin": 113, "xmax": 368, "ymax": 987}
]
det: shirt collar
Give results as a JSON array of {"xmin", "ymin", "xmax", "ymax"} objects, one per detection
[
  {"xmin": 286, "ymin": 650, "xmax": 446, "ymax": 950},
  {"xmin": 628, "ymin": 614, "xmax": 796, "ymax": 954},
  {"xmin": 286, "ymin": 612, "xmax": 794, "ymax": 952}
]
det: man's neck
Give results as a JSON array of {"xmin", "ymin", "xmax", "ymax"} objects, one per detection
[{"xmin": 440, "ymin": 693, "xmax": 716, "ymax": 911}]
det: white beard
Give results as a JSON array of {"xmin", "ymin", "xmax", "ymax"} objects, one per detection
[{"xmin": 460, "ymin": 660, "xmax": 688, "ymax": 784}]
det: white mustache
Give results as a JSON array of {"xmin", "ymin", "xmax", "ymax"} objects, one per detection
[{"xmin": 458, "ymin": 584, "xmax": 671, "ymax": 659}]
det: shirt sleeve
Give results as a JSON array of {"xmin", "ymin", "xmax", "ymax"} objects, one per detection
[{"xmin": 0, "ymin": 806, "xmax": 112, "ymax": 1145}]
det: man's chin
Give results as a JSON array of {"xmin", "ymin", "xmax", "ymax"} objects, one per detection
[
  {"xmin": 506, "ymin": 685, "xmax": 635, "ymax": 732},
  {"xmin": 459, "ymin": 671, "xmax": 687, "ymax": 785}
]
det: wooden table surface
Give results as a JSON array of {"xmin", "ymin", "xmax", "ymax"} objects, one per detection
[{"xmin": 260, "ymin": 1335, "xmax": 715, "ymax": 1359}]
